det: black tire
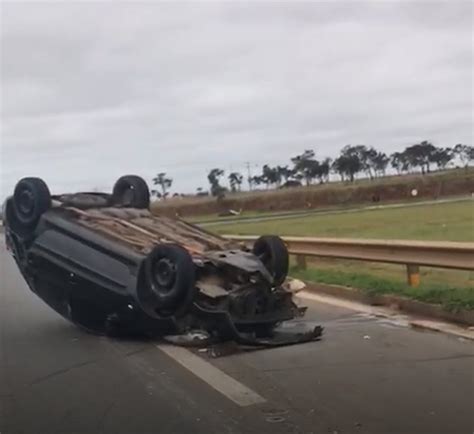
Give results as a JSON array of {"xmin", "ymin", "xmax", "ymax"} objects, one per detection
[
  {"xmin": 12, "ymin": 177, "xmax": 51, "ymax": 231},
  {"xmin": 253, "ymin": 235, "xmax": 289, "ymax": 286},
  {"xmin": 143, "ymin": 244, "xmax": 196, "ymax": 316},
  {"xmin": 112, "ymin": 175, "xmax": 150, "ymax": 209}
]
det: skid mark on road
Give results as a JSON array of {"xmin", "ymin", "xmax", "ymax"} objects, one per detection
[
  {"xmin": 157, "ymin": 344, "xmax": 266, "ymax": 407},
  {"xmin": 28, "ymin": 359, "xmax": 97, "ymax": 387}
]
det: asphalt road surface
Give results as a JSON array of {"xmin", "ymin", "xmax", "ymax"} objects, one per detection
[{"xmin": 1, "ymin": 241, "xmax": 473, "ymax": 434}]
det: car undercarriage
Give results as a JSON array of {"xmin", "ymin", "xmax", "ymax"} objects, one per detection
[{"xmin": 4, "ymin": 175, "xmax": 323, "ymax": 347}]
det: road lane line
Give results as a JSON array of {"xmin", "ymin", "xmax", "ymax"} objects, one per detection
[
  {"xmin": 157, "ymin": 344, "xmax": 266, "ymax": 407},
  {"xmin": 298, "ymin": 291, "xmax": 474, "ymax": 340}
]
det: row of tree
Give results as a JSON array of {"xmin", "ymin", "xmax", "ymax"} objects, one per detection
[{"xmin": 151, "ymin": 141, "xmax": 473, "ymax": 198}]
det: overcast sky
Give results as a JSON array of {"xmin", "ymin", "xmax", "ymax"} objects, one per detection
[{"xmin": 1, "ymin": 1, "xmax": 472, "ymax": 199}]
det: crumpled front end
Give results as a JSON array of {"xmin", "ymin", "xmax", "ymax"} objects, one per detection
[{"xmin": 175, "ymin": 249, "xmax": 324, "ymax": 347}]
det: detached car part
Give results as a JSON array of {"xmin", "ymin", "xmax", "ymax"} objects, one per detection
[{"xmin": 4, "ymin": 175, "xmax": 322, "ymax": 346}]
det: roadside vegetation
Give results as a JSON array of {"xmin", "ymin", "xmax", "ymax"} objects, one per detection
[
  {"xmin": 153, "ymin": 167, "xmax": 474, "ymax": 218},
  {"xmin": 149, "ymin": 141, "xmax": 473, "ymax": 310},
  {"xmin": 291, "ymin": 262, "xmax": 474, "ymax": 312},
  {"xmin": 212, "ymin": 199, "xmax": 474, "ymax": 310},
  {"xmin": 152, "ymin": 141, "xmax": 473, "ymax": 202},
  {"xmin": 211, "ymin": 199, "xmax": 474, "ymax": 242}
]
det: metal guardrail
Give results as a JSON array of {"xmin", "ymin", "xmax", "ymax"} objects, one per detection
[{"xmin": 225, "ymin": 235, "xmax": 474, "ymax": 286}]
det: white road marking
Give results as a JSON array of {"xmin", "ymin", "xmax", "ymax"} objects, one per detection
[
  {"xmin": 157, "ymin": 344, "xmax": 266, "ymax": 407},
  {"xmin": 297, "ymin": 290, "xmax": 474, "ymax": 340},
  {"xmin": 297, "ymin": 290, "xmax": 385, "ymax": 315}
]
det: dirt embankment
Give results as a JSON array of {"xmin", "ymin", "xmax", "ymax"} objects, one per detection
[{"xmin": 152, "ymin": 169, "xmax": 474, "ymax": 218}]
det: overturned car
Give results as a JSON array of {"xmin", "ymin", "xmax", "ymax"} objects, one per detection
[{"xmin": 4, "ymin": 175, "xmax": 322, "ymax": 346}]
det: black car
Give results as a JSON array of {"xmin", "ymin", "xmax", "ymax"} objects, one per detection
[{"xmin": 4, "ymin": 175, "xmax": 322, "ymax": 346}]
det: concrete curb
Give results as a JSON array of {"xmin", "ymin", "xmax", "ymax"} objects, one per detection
[{"xmin": 304, "ymin": 281, "xmax": 474, "ymax": 326}]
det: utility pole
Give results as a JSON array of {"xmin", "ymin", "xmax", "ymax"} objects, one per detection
[{"xmin": 246, "ymin": 162, "xmax": 252, "ymax": 191}]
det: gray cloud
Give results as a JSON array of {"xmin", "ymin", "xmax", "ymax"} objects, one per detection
[{"xmin": 1, "ymin": 1, "xmax": 472, "ymax": 198}]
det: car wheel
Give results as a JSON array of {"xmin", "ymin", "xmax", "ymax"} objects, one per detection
[
  {"xmin": 253, "ymin": 235, "xmax": 289, "ymax": 286},
  {"xmin": 12, "ymin": 177, "xmax": 51, "ymax": 233},
  {"xmin": 144, "ymin": 244, "xmax": 196, "ymax": 316},
  {"xmin": 112, "ymin": 175, "xmax": 150, "ymax": 209}
]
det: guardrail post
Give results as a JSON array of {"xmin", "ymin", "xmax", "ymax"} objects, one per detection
[
  {"xmin": 296, "ymin": 254, "xmax": 307, "ymax": 270},
  {"xmin": 406, "ymin": 264, "xmax": 420, "ymax": 287}
]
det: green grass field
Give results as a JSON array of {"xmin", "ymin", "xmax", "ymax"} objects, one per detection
[
  {"xmin": 292, "ymin": 268, "xmax": 474, "ymax": 311},
  {"xmin": 291, "ymin": 260, "xmax": 474, "ymax": 311},
  {"xmin": 211, "ymin": 199, "xmax": 474, "ymax": 242},
  {"xmin": 187, "ymin": 196, "xmax": 468, "ymax": 224},
  {"xmin": 209, "ymin": 199, "xmax": 474, "ymax": 310}
]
